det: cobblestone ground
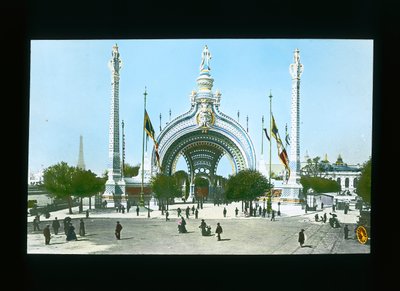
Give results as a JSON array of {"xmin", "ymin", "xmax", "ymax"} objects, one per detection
[{"xmin": 27, "ymin": 203, "xmax": 370, "ymax": 255}]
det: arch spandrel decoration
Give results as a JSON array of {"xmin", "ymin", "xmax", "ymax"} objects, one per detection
[{"xmin": 151, "ymin": 45, "xmax": 256, "ymax": 186}]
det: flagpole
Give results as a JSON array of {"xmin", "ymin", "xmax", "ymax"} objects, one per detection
[
  {"xmin": 140, "ymin": 87, "xmax": 147, "ymax": 206},
  {"xmin": 269, "ymin": 91, "xmax": 272, "ymax": 186},
  {"xmin": 261, "ymin": 115, "xmax": 264, "ymax": 156}
]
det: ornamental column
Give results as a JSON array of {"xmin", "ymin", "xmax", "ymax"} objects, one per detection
[
  {"xmin": 281, "ymin": 48, "xmax": 304, "ymax": 202},
  {"xmin": 104, "ymin": 44, "xmax": 126, "ymax": 206}
]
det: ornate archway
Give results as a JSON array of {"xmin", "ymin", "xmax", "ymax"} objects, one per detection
[{"xmin": 151, "ymin": 45, "xmax": 256, "ymax": 198}]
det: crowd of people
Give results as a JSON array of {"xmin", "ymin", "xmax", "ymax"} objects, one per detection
[{"xmin": 31, "ymin": 200, "xmax": 356, "ymax": 248}]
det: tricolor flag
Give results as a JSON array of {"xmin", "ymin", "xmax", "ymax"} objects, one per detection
[
  {"xmin": 271, "ymin": 113, "xmax": 290, "ymax": 180},
  {"xmin": 271, "ymin": 114, "xmax": 283, "ymax": 146},
  {"xmin": 144, "ymin": 110, "xmax": 161, "ymax": 169}
]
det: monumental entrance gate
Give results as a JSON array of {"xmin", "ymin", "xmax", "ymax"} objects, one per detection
[{"xmin": 152, "ymin": 46, "xmax": 256, "ymax": 199}]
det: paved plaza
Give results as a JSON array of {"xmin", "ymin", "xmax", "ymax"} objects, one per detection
[{"xmin": 27, "ymin": 201, "xmax": 370, "ymax": 255}]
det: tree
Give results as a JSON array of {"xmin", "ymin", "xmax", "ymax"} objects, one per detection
[
  {"xmin": 150, "ymin": 174, "xmax": 181, "ymax": 209},
  {"xmin": 72, "ymin": 168, "xmax": 105, "ymax": 212},
  {"xmin": 301, "ymin": 156, "xmax": 327, "ymax": 177},
  {"xmin": 173, "ymin": 170, "xmax": 189, "ymax": 199},
  {"xmin": 300, "ymin": 176, "xmax": 341, "ymax": 194},
  {"xmin": 225, "ymin": 169, "xmax": 271, "ymax": 216},
  {"xmin": 356, "ymin": 158, "xmax": 371, "ymax": 204},
  {"xmin": 123, "ymin": 163, "xmax": 140, "ymax": 177},
  {"xmin": 43, "ymin": 162, "xmax": 75, "ymax": 214}
]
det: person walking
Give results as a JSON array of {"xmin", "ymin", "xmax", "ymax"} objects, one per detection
[
  {"xmin": 115, "ymin": 221, "xmax": 123, "ymax": 240},
  {"xmin": 79, "ymin": 218, "xmax": 85, "ymax": 236},
  {"xmin": 344, "ymin": 224, "xmax": 349, "ymax": 239},
  {"xmin": 235, "ymin": 207, "xmax": 239, "ymax": 217},
  {"xmin": 215, "ymin": 223, "xmax": 223, "ymax": 241},
  {"xmin": 52, "ymin": 217, "xmax": 60, "ymax": 235},
  {"xmin": 178, "ymin": 217, "xmax": 187, "ymax": 233},
  {"xmin": 262, "ymin": 207, "xmax": 266, "ymax": 218},
  {"xmin": 223, "ymin": 207, "xmax": 227, "ymax": 218},
  {"xmin": 185, "ymin": 206, "xmax": 190, "ymax": 219},
  {"xmin": 191, "ymin": 205, "xmax": 195, "ymax": 215},
  {"xmin": 258, "ymin": 206, "xmax": 262, "ymax": 216},
  {"xmin": 43, "ymin": 225, "xmax": 51, "ymax": 245},
  {"xmin": 323, "ymin": 213, "xmax": 327, "ymax": 223},
  {"xmin": 66, "ymin": 223, "xmax": 77, "ymax": 241},
  {"xmin": 298, "ymin": 229, "xmax": 305, "ymax": 247},
  {"xmin": 136, "ymin": 205, "xmax": 140, "ymax": 216},
  {"xmin": 177, "ymin": 207, "xmax": 182, "ymax": 217},
  {"xmin": 165, "ymin": 210, "xmax": 170, "ymax": 221},
  {"xmin": 271, "ymin": 210, "xmax": 275, "ymax": 221},
  {"xmin": 195, "ymin": 208, "xmax": 199, "ymax": 219},
  {"xmin": 33, "ymin": 217, "xmax": 40, "ymax": 231},
  {"xmin": 86, "ymin": 209, "xmax": 89, "ymax": 218}
]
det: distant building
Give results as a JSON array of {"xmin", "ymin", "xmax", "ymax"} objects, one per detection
[{"xmin": 301, "ymin": 154, "xmax": 361, "ymax": 193}]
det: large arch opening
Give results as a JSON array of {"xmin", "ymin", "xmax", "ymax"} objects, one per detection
[{"xmin": 216, "ymin": 154, "xmax": 234, "ymax": 178}]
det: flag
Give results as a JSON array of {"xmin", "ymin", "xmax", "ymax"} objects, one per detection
[
  {"xmin": 285, "ymin": 134, "xmax": 291, "ymax": 146},
  {"xmin": 271, "ymin": 113, "xmax": 290, "ymax": 180},
  {"xmin": 144, "ymin": 110, "xmax": 156, "ymax": 142},
  {"xmin": 271, "ymin": 114, "xmax": 283, "ymax": 146},
  {"xmin": 263, "ymin": 128, "xmax": 270, "ymax": 141},
  {"xmin": 285, "ymin": 123, "xmax": 290, "ymax": 146},
  {"xmin": 144, "ymin": 110, "xmax": 161, "ymax": 170}
]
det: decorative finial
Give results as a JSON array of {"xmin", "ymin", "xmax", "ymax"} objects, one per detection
[
  {"xmin": 200, "ymin": 45, "xmax": 212, "ymax": 72},
  {"xmin": 294, "ymin": 48, "xmax": 300, "ymax": 64}
]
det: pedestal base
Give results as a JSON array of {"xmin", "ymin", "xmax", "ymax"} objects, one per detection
[{"xmin": 279, "ymin": 183, "xmax": 304, "ymax": 203}]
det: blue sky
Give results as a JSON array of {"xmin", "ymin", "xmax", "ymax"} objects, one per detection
[{"xmin": 29, "ymin": 39, "xmax": 373, "ymax": 177}]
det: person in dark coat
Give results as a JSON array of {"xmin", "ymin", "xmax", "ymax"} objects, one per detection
[
  {"xmin": 323, "ymin": 213, "xmax": 327, "ymax": 223},
  {"xmin": 52, "ymin": 217, "xmax": 60, "ymax": 235},
  {"xmin": 344, "ymin": 225, "xmax": 349, "ymax": 239},
  {"xmin": 86, "ymin": 209, "xmax": 89, "ymax": 218},
  {"xmin": 191, "ymin": 205, "xmax": 195, "ymax": 214},
  {"xmin": 177, "ymin": 207, "xmax": 182, "ymax": 217},
  {"xmin": 195, "ymin": 208, "xmax": 199, "ymax": 219},
  {"xmin": 215, "ymin": 223, "xmax": 223, "ymax": 241},
  {"xmin": 178, "ymin": 217, "xmax": 187, "ymax": 233},
  {"xmin": 115, "ymin": 221, "xmax": 123, "ymax": 240},
  {"xmin": 63, "ymin": 217, "xmax": 71, "ymax": 235},
  {"xmin": 43, "ymin": 225, "xmax": 51, "ymax": 245},
  {"xmin": 270, "ymin": 210, "xmax": 275, "ymax": 221},
  {"xmin": 223, "ymin": 207, "xmax": 227, "ymax": 217},
  {"xmin": 66, "ymin": 223, "xmax": 77, "ymax": 241},
  {"xmin": 199, "ymin": 219, "xmax": 211, "ymax": 236},
  {"xmin": 298, "ymin": 229, "xmax": 305, "ymax": 247},
  {"xmin": 136, "ymin": 205, "xmax": 140, "ymax": 216},
  {"xmin": 33, "ymin": 217, "xmax": 40, "ymax": 231},
  {"xmin": 79, "ymin": 219, "xmax": 85, "ymax": 236},
  {"xmin": 165, "ymin": 210, "xmax": 170, "ymax": 221},
  {"xmin": 235, "ymin": 207, "xmax": 239, "ymax": 216},
  {"xmin": 185, "ymin": 206, "xmax": 190, "ymax": 219}
]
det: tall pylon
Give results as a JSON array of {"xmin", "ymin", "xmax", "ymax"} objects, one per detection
[{"xmin": 77, "ymin": 135, "xmax": 86, "ymax": 170}]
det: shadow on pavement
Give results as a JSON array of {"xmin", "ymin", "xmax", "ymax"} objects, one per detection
[
  {"xmin": 301, "ymin": 245, "xmax": 313, "ymax": 248},
  {"xmin": 219, "ymin": 238, "xmax": 231, "ymax": 241},
  {"xmin": 120, "ymin": 237, "xmax": 134, "ymax": 240}
]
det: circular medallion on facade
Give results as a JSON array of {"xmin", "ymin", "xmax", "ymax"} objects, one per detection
[{"xmin": 356, "ymin": 225, "xmax": 368, "ymax": 244}]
